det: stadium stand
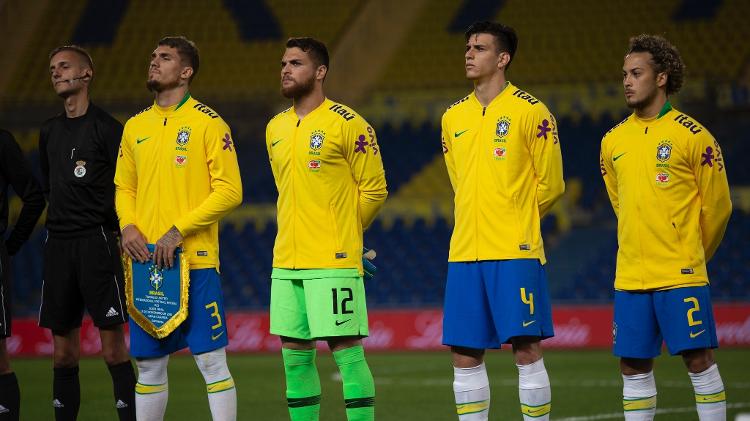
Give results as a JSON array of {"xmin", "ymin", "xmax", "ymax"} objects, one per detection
[{"xmin": 3, "ymin": 0, "xmax": 362, "ymax": 104}]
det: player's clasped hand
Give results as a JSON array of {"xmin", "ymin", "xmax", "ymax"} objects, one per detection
[
  {"xmin": 363, "ymin": 248, "xmax": 377, "ymax": 281},
  {"xmin": 154, "ymin": 225, "xmax": 183, "ymax": 269},
  {"xmin": 121, "ymin": 224, "xmax": 150, "ymax": 263}
]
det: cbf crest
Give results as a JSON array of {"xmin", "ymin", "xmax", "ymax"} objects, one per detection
[
  {"xmin": 176, "ymin": 126, "xmax": 191, "ymax": 147},
  {"xmin": 149, "ymin": 265, "xmax": 164, "ymax": 290},
  {"xmin": 310, "ymin": 130, "xmax": 325, "ymax": 150},
  {"xmin": 496, "ymin": 116, "xmax": 511, "ymax": 138},
  {"xmin": 656, "ymin": 141, "xmax": 672, "ymax": 162}
]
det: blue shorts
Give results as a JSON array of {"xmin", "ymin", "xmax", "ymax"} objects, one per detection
[
  {"xmin": 613, "ymin": 286, "xmax": 718, "ymax": 358},
  {"xmin": 129, "ymin": 269, "xmax": 228, "ymax": 358},
  {"xmin": 442, "ymin": 259, "xmax": 554, "ymax": 349}
]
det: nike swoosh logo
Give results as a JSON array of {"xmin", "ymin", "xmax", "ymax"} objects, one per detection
[
  {"xmin": 613, "ymin": 152, "xmax": 627, "ymax": 161},
  {"xmin": 522, "ymin": 320, "xmax": 536, "ymax": 327},
  {"xmin": 690, "ymin": 329, "xmax": 705, "ymax": 339},
  {"xmin": 136, "ymin": 136, "xmax": 151, "ymax": 144},
  {"xmin": 271, "ymin": 138, "xmax": 283, "ymax": 147},
  {"xmin": 211, "ymin": 331, "xmax": 225, "ymax": 340},
  {"xmin": 335, "ymin": 319, "xmax": 351, "ymax": 326},
  {"xmin": 454, "ymin": 130, "xmax": 469, "ymax": 138}
]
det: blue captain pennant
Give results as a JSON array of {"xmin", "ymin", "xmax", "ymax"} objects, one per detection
[{"xmin": 124, "ymin": 244, "xmax": 190, "ymax": 339}]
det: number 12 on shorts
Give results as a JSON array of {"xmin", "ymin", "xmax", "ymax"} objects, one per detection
[{"xmin": 332, "ymin": 287, "xmax": 354, "ymax": 315}]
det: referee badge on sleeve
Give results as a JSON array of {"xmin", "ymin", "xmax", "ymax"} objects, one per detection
[{"xmin": 124, "ymin": 244, "xmax": 190, "ymax": 338}]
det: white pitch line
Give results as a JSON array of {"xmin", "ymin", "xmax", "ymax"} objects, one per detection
[{"xmin": 556, "ymin": 402, "xmax": 750, "ymax": 421}]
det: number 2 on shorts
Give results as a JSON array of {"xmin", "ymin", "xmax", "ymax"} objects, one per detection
[
  {"xmin": 332, "ymin": 287, "xmax": 354, "ymax": 315},
  {"xmin": 683, "ymin": 297, "xmax": 703, "ymax": 327}
]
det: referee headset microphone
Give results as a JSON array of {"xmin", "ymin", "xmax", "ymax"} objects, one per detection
[{"xmin": 62, "ymin": 71, "xmax": 91, "ymax": 84}]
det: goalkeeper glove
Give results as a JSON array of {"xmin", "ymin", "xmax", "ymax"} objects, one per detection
[{"xmin": 362, "ymin": 248, "xmax": 377, "ymax": 281}]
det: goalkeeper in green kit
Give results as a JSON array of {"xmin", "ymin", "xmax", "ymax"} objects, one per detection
[{"xmin": 265, "ymin": 37, "xmax": 388, "ymax": 420}]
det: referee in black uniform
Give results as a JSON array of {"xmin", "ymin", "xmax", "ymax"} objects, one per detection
[
  {"xmin": 0, "ymin": 129, "xmax": 45, "ymax": 421},
  {"xmin": 40, "ymin": 45, "xmax": 135, "ymax": 421}
]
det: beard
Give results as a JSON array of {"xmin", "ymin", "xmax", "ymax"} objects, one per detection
[
  {"xmin": 281, "ymin": 76, "xmax": 315, "ymax": 99},
  {"xmin": 146, "ymin": 77, "xmax": 179, "ymax": 93}
]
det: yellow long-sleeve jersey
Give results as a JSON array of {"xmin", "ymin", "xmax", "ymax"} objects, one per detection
[
  {"xmin": 441, "ymin": 83, "xmax": 565, "ymax": 263},
  {"xmin": 115, "ymin": 94, "xmax": 243, "ymax": 269},
  {"xmin": 266, "ymin": 98, "xmax": 387, "ymax": 272},
  {"xmin": 600, "ymin": 103, "xmax": 732, "ymax": 291}
]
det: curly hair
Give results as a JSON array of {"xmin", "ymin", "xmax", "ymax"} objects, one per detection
[{"xmin": 627, "ymin": 34, "xmax": 685, "ymax": 95}]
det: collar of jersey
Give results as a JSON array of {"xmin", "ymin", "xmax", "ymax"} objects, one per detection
[
  {"xmin": 152, "ymin": 92, "xmax": 192, "ymax": 117},
  {"xmin": 631, "ymin": 100, "xmax": 673, "ymax": 126},
  {"xmin": 291, "ymin": 97, "xmax": 331, "ymax": 122},
  {"xmin": 469, "ymin": 81, "xmax": 514, "ymax": 110}
]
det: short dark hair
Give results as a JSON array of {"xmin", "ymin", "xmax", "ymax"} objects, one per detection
[
  {"xmin": 49, "ymin": 45, "xmax": 94, "ymax": 70},
  {"xmin": 627, "ymin": 34, "xmax": 685, "ymax": 95},
  {"xmin": 286, "ymin": 37, "xmax": 330, "ymax": 69},
  {"xmin": 465, "ymin": 21, "xmax": 518, "ymax": 70},
  {"xmin": 158, "ymin": 36, "xmax": 200, "ymax": 83}
]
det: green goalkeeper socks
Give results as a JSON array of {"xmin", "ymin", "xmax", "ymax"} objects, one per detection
[
  {"xmin": 333, "ymin": 345, "xmax": 375, "ymax": 421},
  {"xmin": 282, "ymin": 348, "xmax": 321, "ymax": 421}
]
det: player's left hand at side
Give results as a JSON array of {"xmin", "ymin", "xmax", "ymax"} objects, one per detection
[
  {"xmin": 363, "ymin": 247, "xmax": 377, "ymax": 281},
  {"xmin": 154, "ymin": 225, "xmax": 183, "ymax": 269}
]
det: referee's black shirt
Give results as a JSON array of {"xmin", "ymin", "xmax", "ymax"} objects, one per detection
[
  {"xmin": 39, "ymin": 103, "xmax": 122, "ymax": 235},
  {"xmin": 0, "ymin": 129, "xmax": 45, "ymax": 255}
]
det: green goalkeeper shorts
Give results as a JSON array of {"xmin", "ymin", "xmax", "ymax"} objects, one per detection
[{"xmin": 269, "ymin": 268, "xmax": 369, "ymax": 340}]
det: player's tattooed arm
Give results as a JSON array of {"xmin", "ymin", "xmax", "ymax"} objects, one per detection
[{"xmin": 154, "ymin": 226, "xmax": 184, "ymax": 269}]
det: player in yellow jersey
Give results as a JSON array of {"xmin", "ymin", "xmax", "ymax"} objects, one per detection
[
  {"xmin": 600, "ymin": 35, "xmax": 732, "ymax": 421},
  {"xmin": 266, "ymin": 37, "xmax": 387, "ymax": 421},
  {"xmin": 116, "ymin": 36, "xmax": 242, "ymax": 421},
  {"xmin": 441, "ymin": 22, "xmax": 564, "ymax": 421}
]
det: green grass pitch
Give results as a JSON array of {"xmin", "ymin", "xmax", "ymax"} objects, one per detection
[{"xmin": 11, "ymin": 348, "xmax": 750, "ymax": 420}]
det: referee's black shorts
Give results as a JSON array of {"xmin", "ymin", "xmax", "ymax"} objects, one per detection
[
  {"xmin": 39, "ymin": 226, "xmax": 128, "ymax": 332},
  {"xmin": 0, "ymin": 243, "xmax": 11, "ymax": 338}
]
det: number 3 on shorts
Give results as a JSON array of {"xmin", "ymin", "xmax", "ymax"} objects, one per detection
[
  {"xmin": 205, "ymin": 301, "xmax": 223, "ymax": 330},
  {"xmin": 683, "ymin": 297, "xmax": 702, "ymax": 327},
  {"xmin": 520, "ymin": 288, "xmax": 534, "ymax": 315}
]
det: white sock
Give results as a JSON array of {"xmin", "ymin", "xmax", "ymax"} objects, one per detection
[
  {"xmin": 689, "ymin": 364, "xmax": 726, "ymax": 421},
  {"xmin": 517, "ymin": 358, "xmax": 551, "ymax": 421},
  {"xmin": 135, "ymin": 356, "xmax": 170, "ymax": 421},
  {"xmin": 453, "ymin": 363, "xmax": 490, "ymax": 420},
  {"xmin": 622, "ymin": 371, "xmax": 657, "ymax": 421},
  {"xmin": 195, "ymin": 347, "xmax": 237, "ymax": 421}
]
